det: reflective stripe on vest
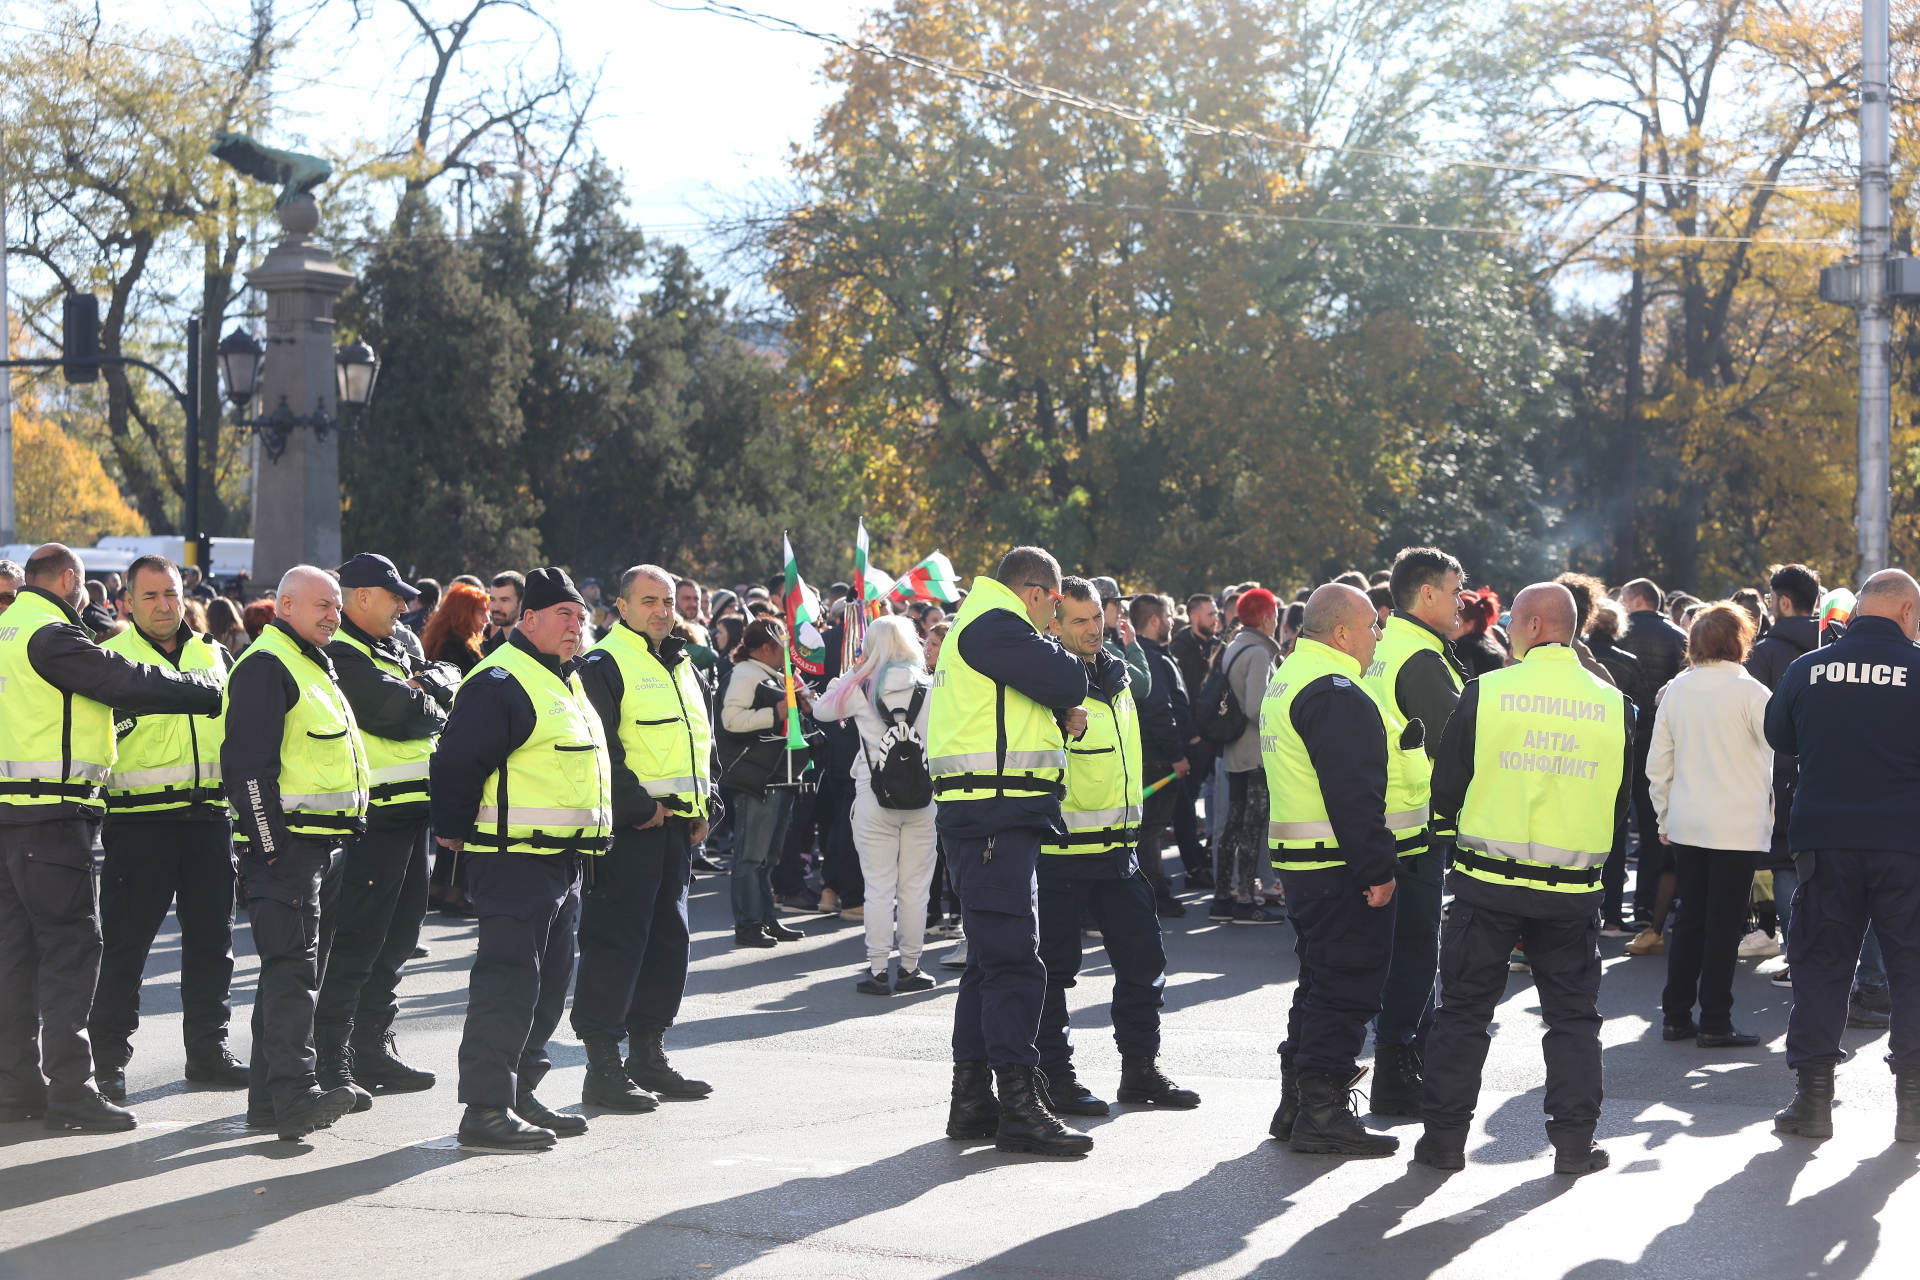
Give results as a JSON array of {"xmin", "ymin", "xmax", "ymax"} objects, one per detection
[
  {"xmin": 1043, "ymin": 682, "xmax": 1144, "ymax": 856},
  {"xmin": 330, "ymin": 628, "xmax": 436, "ymax": 808},
  {"xmin": 225, "ymin": 624, "xmax": 370, "ymax": 842},
  {"xmin": 1261, "ymin": 638, "xmax": 1415, "ymax": 871},
  {"xmin": 584, "ymin": 624, "xmax": 712, "ymax": 818},
  {"xmin": 103, "ymin": 627, "xmax": 228, "ymax": 813},
  {"xmin": 463, "ymin": 641, "xmax": 613, "ymax": 855},
  {"xmin": 926, "ymin": 576, "xmax": 1069, "ymax": 803},
  {"xmin": 1359, "ymin": 615, "xmax": 1460, "ymax": 858},
  {"xmin": 0, "ymin": 591, "xmax": 116, "ymax": 810},
  {"xmin": 1454, "ymin": 645, "xmax": 1627, "ymax": 894}
]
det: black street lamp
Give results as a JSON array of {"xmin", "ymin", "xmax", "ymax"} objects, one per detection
[{"xmin": 219, "ymin": 328, "xmax": 379, "ymax": 461}]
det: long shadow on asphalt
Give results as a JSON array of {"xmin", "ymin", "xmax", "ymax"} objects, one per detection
[{"xmin": 0, "ymin": 1141, "xmax": 443, "ymax": 1279}]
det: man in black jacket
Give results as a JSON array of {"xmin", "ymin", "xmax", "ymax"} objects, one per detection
[
  {"xmin": 1131, "ymin": 594, "xmax": 1198, "ymax": 915},
  {"xmin": 1746, "ymin": 564, "xmax": 1821, "ymax": 980},
  {"xmin": 0, "ymin": 545, "xmax": 222, "ymax": 1133},
  {"xmin": 1766, "ymin": 569, "xmax": 1920, "ymax": 1143},
  {"xmin": 1616, "ymin": 577, "xmax": 1688, "ymax": 931},
  {"xmin": 223, "ymin": 566, "xmax": 370, "ymax": 1140},
  {"xmin": 314, "ymin": 554, "xmax": 450, "ymax": 1101}
]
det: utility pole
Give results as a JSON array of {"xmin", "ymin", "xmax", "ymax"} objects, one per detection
[
  {"xmin": 1858, "ymin": 0, "xmax": 1892, "ymax": 576},
  {"xmin": 1, "ymin": 131, "xmax": 14, "ymax": 548}
]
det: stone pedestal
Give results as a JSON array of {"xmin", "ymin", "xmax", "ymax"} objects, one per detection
[{"xmin": 246, "ymin": 195, "xmax": 352, "ymax": 589}]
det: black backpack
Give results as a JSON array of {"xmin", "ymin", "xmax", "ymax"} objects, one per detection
[
  {"xmin": 864, "ymin": 685, "xmax": 934, "ymax": 810},
  {"xmin": 1193, "ymin": 643, "xmax": 1260, "ymax": 746}
]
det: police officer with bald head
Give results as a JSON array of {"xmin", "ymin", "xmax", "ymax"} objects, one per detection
[
  {"xmin": 224, "ymin": 565, "xmax": 372, "ymax": 1141},
  {"xmin": 1767, "ymin": 568, "xmax": 1920, "ymax": 1145},
  {"xmin": 1418, "ymin": 582, "xmax": 1632, "ymax": 1177}
]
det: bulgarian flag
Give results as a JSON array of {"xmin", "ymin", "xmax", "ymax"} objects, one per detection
[
  {"xmin": 862, "ymin": 565, "xmax": 896, "ymax": 607},
  {"xmin": 783, "ymin": 534, "xmax": 827, "ymax": 680},
  {"xmin": 888, "ymin": 551, "xmax": 962, "ymax": 605}
]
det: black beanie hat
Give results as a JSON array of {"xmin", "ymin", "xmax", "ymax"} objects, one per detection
[{"xmin": 521, "ymin": 567, "xmax": 586, "ymax": 614}]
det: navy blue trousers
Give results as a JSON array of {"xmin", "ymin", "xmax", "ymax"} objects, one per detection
[
  {"xmin": 1786, "ymin": 849, "xmax": 1920, "ymax": 1071},
  {"xmin": 457, "ymin": 851, "xmax": 581, "ymax": 1107},
  {"xmin": 571, "ymin": 823, "xmax": 692, "ymax": 1042},
  {"xmin": 1036, "ymin": 867, "xmax": 1166, "ymax": 1079},
  {"xmin": 949, "ymin": 828, "xmax": 1046, "ymax": 1070},
  {"xmin": 1278, "ymin": 863, "xmax": 1396, "ymax": 1077},
  {"xmin": 1375, "ymin": 846, "xmax": 1442, "ymax": 1046}
]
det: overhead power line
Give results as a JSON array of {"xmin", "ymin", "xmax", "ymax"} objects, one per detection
[{"xmin": 651, "ymin": 0, "xmax": 1853, "ymax": 196}]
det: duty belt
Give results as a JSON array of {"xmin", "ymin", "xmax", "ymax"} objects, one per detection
[{"xmin": 1451, "ymin": 844, "xmax": 1601, "ymax": 888}]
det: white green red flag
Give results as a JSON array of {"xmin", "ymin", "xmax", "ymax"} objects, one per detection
[
  {"xmin": 888, "ymin": 552, "xmax": 962, "ymax": 605},
  {"xmin": 783, "ymin": 534, "xmax": 827, "ymax": 679},
  {"xmin": 862, "ymin": 565, "xmax": 896, "ymax": 605}
]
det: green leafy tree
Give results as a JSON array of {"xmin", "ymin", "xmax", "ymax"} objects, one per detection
[{"xmin": 339, "ymin": 193, "xmax": 540, "ymax": 578}]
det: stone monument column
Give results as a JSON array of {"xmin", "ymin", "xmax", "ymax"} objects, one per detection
[{"xmin": 246, "ymin": 193, "xmax": 352, "ymax": 588}]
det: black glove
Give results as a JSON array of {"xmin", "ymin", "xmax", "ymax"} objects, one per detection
[
  {"xmin": 1400, "ymin": 718, "xmax": 1425, "ymax": 751},
  {"xmin": 414, "ymin": 661, "xmax": 462, "ymax": 709}
]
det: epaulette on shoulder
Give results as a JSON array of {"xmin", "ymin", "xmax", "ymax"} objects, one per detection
[{"xmin": 489, "ymin": 667, "xmax": 510, "ymax": 679}]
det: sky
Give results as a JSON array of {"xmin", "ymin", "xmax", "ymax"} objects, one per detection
[{"xmin": 73, "ymin": 0, "xmax": 874, "ymax": 264}]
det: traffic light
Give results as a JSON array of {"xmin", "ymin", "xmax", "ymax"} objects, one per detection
[{"xmin": 61, "ymin": 294, "xmax": 100, "ymax": 384}]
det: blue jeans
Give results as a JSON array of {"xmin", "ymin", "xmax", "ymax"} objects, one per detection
[
  {"xmin": 1777, "ymin": 864, "xmax": 1886, "ymax": 988},
  {"xmin": 731, "ymin": 789, "xmax": 794, "ymax": 927}
]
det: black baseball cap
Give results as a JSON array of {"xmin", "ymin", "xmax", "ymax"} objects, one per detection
[{"xmin": 338, "ymin": 552, "xmax": 420, "ymax": 601}]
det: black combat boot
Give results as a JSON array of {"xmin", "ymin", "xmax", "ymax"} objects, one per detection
[
  {"xmin": 946, "ymin": 1061, "xmax": 999, "ymax": 1139},
  {"xmin": 993, "ymin": 1065, "xmax": 1094, "ymax": 1157},
  {"xmin": 515, "ymin": 1089, "xmax": 588, "ymax": 1137},
  {"xmin": 1369, "ymin": 1040, "xmax": 1422, "ymax": 1118},
  {"xmin": 626, "ymin": 1027, "xmax": 713, "ymax": 1098},
  {"xmin": 459, "ymin": 1105, "xmax": 555, "ymax": 1151},
  {"xmin": 44, "ymin": 1090, "xmax": 137, "ymax": 1133},
  {"xmin": 93, "ymin": 1043, "xmax": 130, "ymax": 1102},
  {"xmin": 1895, "ymin": 1066, "xmax": 1920, "ymax": 1143},
  {"xmin": 1413, "ymin": 1132, "xmax": 1466, "ymax": 1170},
  {"xmin": 1554, "ymin": 1143, "xmax": 1610, "ymax": 1175},
  {"xmin": 314, "ymin": 1025, "xmax": 373, "ymax": 1113},
  {"xmin": 184, "ymin": 1045, "xmax": 251, "ymax": 1088},
  {"xmin": 582, "ymin": 1037, "xmax": 659, "ymax": 1113},
  {"xmin": 1116, "ymin": 1055, "xmax": 1201, "ymax": 1108},
  {"xmin": 1288, "ymin": 1070, "xmax": 1400, "ymax": 1156},
  {"xmin": 1773, "ymin": 1066, "xmax": 1835, "ymax": 1140},
  {"xmin": 350, "ymin": 1015, "xmax": 436, "ymax": 1092},
  {"xmin": 1267, "ymin": 1063, "xmax": 1299, "ymax": 1140},
  {"xmin": 1043, "ymin": 1070, "xmax": 1111, "ymax": 1117},
  {"xmin": 275, "ymin": 1086, "xmax": 357, "ymax": 1142}
]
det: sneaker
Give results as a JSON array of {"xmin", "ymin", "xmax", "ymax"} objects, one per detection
[
  {"xmin": 894, "ymin": 968, "xmax": 936, "ymax": 992},
  {"xmin": 1771, "ymin": 967, "xmax": 1793, "ymax": 988},
  {"xmin": 940, "ymin": 941, "xmax": 970, "ymax": 969},
  {"xmin": 1509, "ymin": 948, "xmax": 1531, "ymax": 972},
  {"xmin": 840, "ymin": 905, "xmax": 865, "ymax": 921},
  {"xmin": 819, "ymin": 888, "xmax": 842, "ymax": 914},
  {"xmin": 1232, "ymin": 902, "xmax": 1286, "ymax": 925},
  {"xmin": 1623, "ymin": 928, "xmax": 1665, "ymax": 956},
  {"xmin": 777, "ymin": 893, "xmax": 824, "ymax": 914},
  {"xmin": 1207, "ymin": 898, "xmax": 1235, "ymax": 921},
  {"xmin": 1599, "ymin": 921, "xmax": 1632, "ymax": 938},
  {"xmin": 925, "ymin": 921, "xmax": 962, "ymax": 940},
  {"xmin": 1736, "ymin": 929, "xmax": 1782, "ymax": 959},
  {"xmin": 855, "ymin": 969, "xmax": 891, "ymax": 996}
]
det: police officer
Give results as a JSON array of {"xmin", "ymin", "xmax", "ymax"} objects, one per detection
[
  {"xmin": 313, "ymin": 554, "xmax": 451, "ymax": 1102},
  {"xmin": 1767, "ymin": 568, "xmax": 1920, "ymax": 1143},
  {"xmin": 1261, "ymin": 583, "xmax": 1402, "ymax": 1157},
  {"xmin": 224, "ymin": 565, "xmax": 371, "ymax": 1141},
  {"xmin": 1359, "ymin": 547, "xmax": 1467, "ymax": 1116},
  {"xmin": 1036, "ymin": 577, "xmax": 1200, "ymax": 1116},
  {"xmin": 933, "ymin": 545, "xmax": 1093, "ymax": 1158},
  {"xmin": 432, "ymin": 567, "xmax": 611, "ymax": 1151},
  {"xmin": 571, "ymin": 564, "xmax": 717, "ymax": 1113},
  {"xmin": 91, "ymin": 554, "xmax": 248, "ymax": 1100},
  {"xmin": 0, "ymin": 544, "xmax": 222, "ymax": 1131},
  {"xmin": 1418, "ymin": 582, "xmax": 1630, "ymax": 1176}
]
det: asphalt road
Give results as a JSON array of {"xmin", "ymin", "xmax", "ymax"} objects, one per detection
[{"xmin": 2, "ymin": 860, "xmax": 1916, "ymax": 1279}]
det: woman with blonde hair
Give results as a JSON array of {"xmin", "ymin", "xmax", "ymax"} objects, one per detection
[
  {"xmin": 812, "ymin": 614, "xmax": 939, "ymax": 993},
  {"xmin": 1647, "ymin": 602, "xmax": 1774, "ymax": 1047}
]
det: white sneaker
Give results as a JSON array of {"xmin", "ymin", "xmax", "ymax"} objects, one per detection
[
  {"xmin": 940, "ymin": 940, "xmax": 969, "ymax": 969},
  {"xmin": 1736, "ymin": 929, "xmax": 1782, "ymax": 959}
]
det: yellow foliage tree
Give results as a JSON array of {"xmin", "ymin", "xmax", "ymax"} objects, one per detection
[{"xmin": 12, "ymin": 397, "xmax": 147, "ymax": 546}]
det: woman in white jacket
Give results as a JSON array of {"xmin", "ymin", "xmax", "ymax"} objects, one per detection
[
  {"xmin": 810, "ymin": 615, "xmax": 939, "ymax": 994},
  {"xmin": 1648, "ymin": 602, "xmax": 1774, "ymax": 1048}
]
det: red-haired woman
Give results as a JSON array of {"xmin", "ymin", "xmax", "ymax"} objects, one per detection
[
  {"xmin": 1451, "ymin": 587, "xmax": 1509, "ymax": 678},
  {"xmin": 420, "ymin": 581, "xmax": 489, "ymax": 674}
]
